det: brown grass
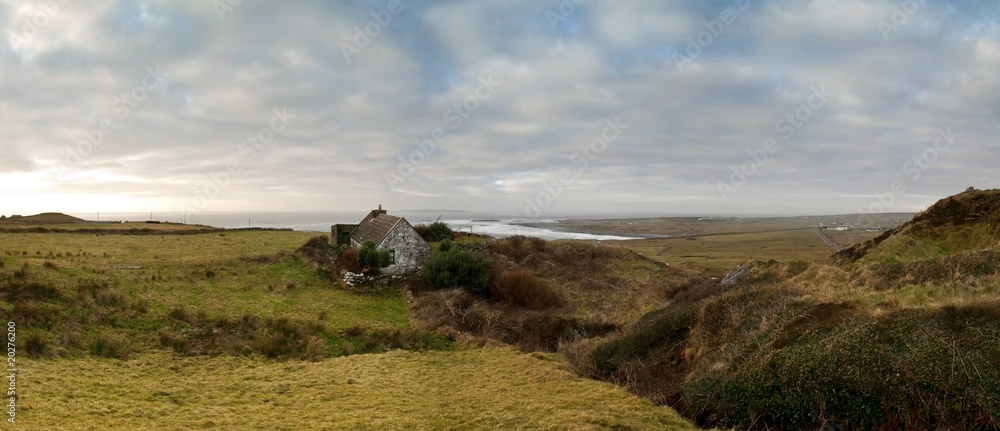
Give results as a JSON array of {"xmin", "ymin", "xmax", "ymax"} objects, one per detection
[
  {"xmin": 18, "ymin": 349, "xmax": 698, "ymax": 430},
  {"xmin": 488, "ymin": 269, "xmax": 564, "ymax": 309}
]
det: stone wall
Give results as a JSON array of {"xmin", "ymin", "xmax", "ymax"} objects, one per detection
[{"xmin": 378, "ymin": 222, "xmax": 431, "ymax": 275}]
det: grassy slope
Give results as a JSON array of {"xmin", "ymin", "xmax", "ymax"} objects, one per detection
[
  {"xmin": 20, "ymin": 348, "xmax": 696, "ymax": 430},
  {"xmin": 837, "ymin": 188, "xmax": 1000, "ymax": 265},
  {"xmin": 586, "ymin": 193, "xmax": 1000, "ymax": 429},
  {"xmin": 0, "ymin": 230, "xmax": 408, "ymax": 333},
  {"xmin": 3, "ymin": 229, "xmax": 698, "ymax": 430}
]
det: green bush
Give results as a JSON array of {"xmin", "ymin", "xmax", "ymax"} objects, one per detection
[
  {"xmin": 420, "ymin": 221, "xmax": 453, "ymax": 242},
  {"xmin": 357, "ymin": 241, "xmax": 392, "ymax": 273},
  {"xmin": 422, "ymin": 247, "xmax": 492, "ymax": 293}
]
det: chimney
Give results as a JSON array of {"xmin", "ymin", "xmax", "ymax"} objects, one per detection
[{"xmin": 371, "ymin": 204, "xmax": 387, "ymax": 217}]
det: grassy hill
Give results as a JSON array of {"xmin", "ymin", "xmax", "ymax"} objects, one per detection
[
  {"xmin": 528, "ymin": 189, "xmax": 1000, "ymax": 430},
  {"xmin": 835, "ymin": 187, "xmax": 1000, "ymax": 264},
  {"xmin": 1, "ymin": 228, "xmax": 698, "ymax": 429},
  {"xmin": 0, "ymin": 212, "xmax": 84, "ymax": 224}
]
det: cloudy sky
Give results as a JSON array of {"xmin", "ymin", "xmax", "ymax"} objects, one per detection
[{"xmin": 1, "ymin": 0, "xmax": 998, "ymax": 217}]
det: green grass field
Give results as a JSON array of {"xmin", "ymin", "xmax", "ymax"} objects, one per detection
[{"xmin": 0, "ymin": 230, "xmax": 408, "ymax": 330}]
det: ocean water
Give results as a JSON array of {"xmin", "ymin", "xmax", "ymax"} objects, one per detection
[{"xmin": 66, "ymin": 210, "xmax": 639, "ymax": 241}]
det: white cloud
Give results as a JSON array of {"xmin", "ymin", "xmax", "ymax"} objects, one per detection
[{"xmin": 0, "ymin": 0, "xmax": 997, "ymax": 216}]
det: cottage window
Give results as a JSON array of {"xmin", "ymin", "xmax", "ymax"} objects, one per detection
[{"xmin": 389, "ymin": 250, "xmax": 396, "ymax": 264}]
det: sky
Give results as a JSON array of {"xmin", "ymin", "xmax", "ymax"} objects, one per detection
[{"xmin": 1, "ymin": 0, "xmax": 998, "ymax": 218}]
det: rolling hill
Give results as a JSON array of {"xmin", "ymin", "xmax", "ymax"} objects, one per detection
[
  {"xmin": 580, "ymin": 188, "xmax": 1000, "ymax": 429},
  {"xmin": 0, "ymin": 212, "xmax": 85, "ymax": 224}
]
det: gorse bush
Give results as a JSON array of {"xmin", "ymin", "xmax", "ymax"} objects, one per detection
[{"xmin": 422, "ymin": 247, "xmax": 492, "ymax": 293}]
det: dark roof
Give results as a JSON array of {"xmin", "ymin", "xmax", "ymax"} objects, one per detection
[{"xmin": 350, "ymin": 212, "xmax": 403, "ymax": 245}]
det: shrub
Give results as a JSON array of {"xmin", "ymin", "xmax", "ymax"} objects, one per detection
[
  {"xmin": 158, "ymin": 330, "xmax": 189, "ymax": 354},
  {"xmin": 413, "ymin": 224, "xmax": 427, "ymax": 238},
  {"xmin": 357, "ymin": 241, "xmax": 392, "ymax": 273},
  {"xmin": 593, "ymin": 305, "xmax": 697, "ymax": 373},
  {"xmin": 422, "ymin": 247, "xmax": 492, "ymax": 293},
  {"xmin": 439, "ymin": 239, "xmax": 453, "ymax": 252},
  {"xmin": 298, "ymin": 236, "xmax": 348, "ymax": 263},
  {"xmin": 168, "ymin": 306, "xmax": 190, "ymax": 323},
  {"xmin": 302, "ymin": 336, "xmax": 327, "ymax": 362},
  {"xmin": 489, "ymin": 270, "xmax": 564, "ymax": 309},
  {"xmin": 420, "ymin": 221, "xmax": 453, "ymax": 242},
  {"xmin": 90, "ymin": 332, "xmax": 131, "ymax": 359},
  {"xmin": 338, "ymin": 248, "xmax": 362, "ymax": 273},
  {"xmin": 24, "ymin": 332, "xmax": 52, "ymax": 358}
]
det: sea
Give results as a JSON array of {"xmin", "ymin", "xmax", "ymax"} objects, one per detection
[{"xmin": 65, "ymin": 210, "xmax": 643, "ymax": 241}]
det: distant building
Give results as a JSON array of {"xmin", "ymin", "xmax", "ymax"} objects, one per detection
[{"xmin": 332, "ymin": 205, "xmax": 431, "ymax": 276}]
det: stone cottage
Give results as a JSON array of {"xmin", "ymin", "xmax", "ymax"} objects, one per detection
[{"xmin": 332, "ymin": 205, "xmax": 431, "ymax": 275}]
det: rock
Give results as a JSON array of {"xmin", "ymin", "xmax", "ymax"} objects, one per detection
[{"xmin": 721, "ymin": 264, "xmax": 749, "ymax": 287}]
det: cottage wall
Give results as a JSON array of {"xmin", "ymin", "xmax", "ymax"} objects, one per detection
[{"xmin": 378, "ymin": 222, "xmax": 431, "ymax": 275}]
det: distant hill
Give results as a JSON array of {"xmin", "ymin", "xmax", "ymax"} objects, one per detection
[
  {"xmin": 834, "ymin": 187, "xmax": 1000, "ymax": 264},
  {"xmin": 0, "ymin": 212, "xmax": 85, "ymax": 225}
]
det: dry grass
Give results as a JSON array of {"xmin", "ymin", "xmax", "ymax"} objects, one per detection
[
  {"xmin": 412, "ymin": 238, "xmax": 706, "ymax": 353},
  {"xmin": 18, "ymin": 348, "xmax": 698, "ymax": 430},
  {"xmin": 620, "ymin": 229, "xmax": 845, "ymax": 275},
  {"xmin": 488, "ymin": 269, "xmax": 564, "ymax": 309}
]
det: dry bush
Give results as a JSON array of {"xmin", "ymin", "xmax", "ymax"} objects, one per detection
[
  {"xmin": 411, "ymin": 289, "xmax": 613, "ymax": 352},
  {"xmin": 302, "ymin": 336, "xmax": 327, "ymax": 361},
  {"xmin": 412, "ymin": 224, "xmax": 427, "ymax": 238},
  {"xmin": 489, "ymin": 269, "xmax": 564, "ymax": 309},
  {"xmin": 557, "ymin": 337, "xmax": 604, "ymax": 378},
  {"xmin": 168, "ymin": 306, "xmax": 190, "ymax": 323},
  {"xmin": 90, "ymin": 332, "xmax": 131, "ymax": 359},
  {"xmin": 158, "ymin": 329, "xmax": 190, "ymax": 354},
  {"xmin": 339, "ymin": 248, "xmax": 361, "ymax": 273},
  {"xmin": 528, "ymin": 237, "xmax": 547, "ymax": 251},
  {"xmin": 24, "ymin": 332, "xmax": 54, "ymax": 358}
]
